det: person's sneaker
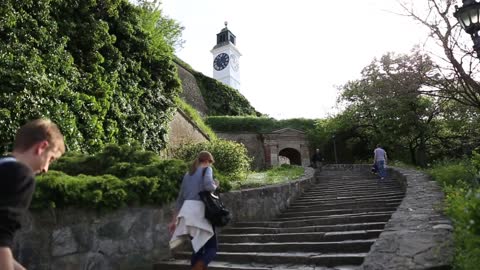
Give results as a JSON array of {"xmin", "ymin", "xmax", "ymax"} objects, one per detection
[{"xmin": 381, "ymin": 177, "xmax": 385, "ymax": 180}]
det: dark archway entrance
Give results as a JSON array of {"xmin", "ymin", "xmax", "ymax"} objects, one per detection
[{"xmin": 278, "ymin": 148, "xmax": 302, "ymax": 166}]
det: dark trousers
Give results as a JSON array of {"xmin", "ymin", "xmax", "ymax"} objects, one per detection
[{"xmin": 191, "ymin": 228, "xmax": 217, "ymax": 266}]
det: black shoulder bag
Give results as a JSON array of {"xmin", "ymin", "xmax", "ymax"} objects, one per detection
[{"xmin": 198, "ymin": 168, "xmax": 232, "ymax": 227}]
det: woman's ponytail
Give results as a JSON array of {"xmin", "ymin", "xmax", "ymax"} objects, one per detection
[{"xmin": 188, "ymin": 151, "xmax": 215, "ymax": 175}]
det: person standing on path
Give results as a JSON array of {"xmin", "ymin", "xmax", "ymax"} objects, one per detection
[
  {"xmin": 310, "ymin": 149, "xmax": 323, "ymax": 171},
  {"xmin": 0, "ymin": 119, "xmax": 65, "ymax": 270},
  {"xmin": 373, "ymin": 144, "xmax": 387, "ymax": 180},
  {"xmin": 169, "ymin": 151, "xmax": 219, "ymax": 270}
]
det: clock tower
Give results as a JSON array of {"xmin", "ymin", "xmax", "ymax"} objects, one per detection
[{"xmin": 211, "ymin": 22, "xmax": 241, "ymax": 90}]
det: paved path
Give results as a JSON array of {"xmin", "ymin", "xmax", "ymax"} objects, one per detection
[{"xmin": 154, "ymin": 170, "xmax": 405, "ymax": 270}]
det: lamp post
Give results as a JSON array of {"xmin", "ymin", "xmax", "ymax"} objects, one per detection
[
  {"xmin": 454, "ymin": 0, "xmax": 480, "ymax": 57},
  {"xmin": 332, "ymin": 134, "xmax": 338, "ymax": 164}
]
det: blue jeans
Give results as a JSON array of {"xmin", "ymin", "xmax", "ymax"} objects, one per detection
[
  {"xmin": 376, "ymin": 160, "xmax": 386, "ymax": 178},
  {"xmin": 191, "ymin": 229, "xmax": 217, "ymax": 266}
]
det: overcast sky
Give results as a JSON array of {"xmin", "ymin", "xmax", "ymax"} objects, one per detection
[{"xmin": 160, "ymin": 0, "xmax": 432, "ymax": 119}]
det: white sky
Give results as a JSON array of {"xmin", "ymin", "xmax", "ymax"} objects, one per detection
[{"xmin": 160, "ymin": 0, "xmax": 433, "ymax": 119}]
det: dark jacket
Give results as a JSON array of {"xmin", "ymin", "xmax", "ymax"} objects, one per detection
[{"xmin": 0, "ymin": 157, "xmax": 35, "ymax": 248}]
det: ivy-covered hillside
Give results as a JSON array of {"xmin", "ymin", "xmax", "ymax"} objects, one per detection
[
  {"xmin": 174, "ymin": 57, "xmax": 260, "ymax": 117},
  {"xmin": 0, "ymin": 0, "xmax": 182, "ymax": 153}
]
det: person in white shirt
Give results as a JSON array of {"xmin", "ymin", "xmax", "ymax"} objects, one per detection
[{"xmin": 373, "ymin": 145, "xmax": 387, "ymax": 180}]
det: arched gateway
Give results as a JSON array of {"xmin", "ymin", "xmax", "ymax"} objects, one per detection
[
  {"xmin": 217, "ymin": 128, "xmax": 311, "ymax": 169},
  {"xmin": 263, "ymin": 128, "xmax": 310, "ymax": 167}
]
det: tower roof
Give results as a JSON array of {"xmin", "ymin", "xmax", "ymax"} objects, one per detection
[{"xmin": 213, "ymin": 21, "xmax": 236, "ymax": 50}]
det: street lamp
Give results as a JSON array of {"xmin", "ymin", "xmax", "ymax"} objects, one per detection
[
  {"xmin": 454, "ymin": 0, "xmax": 480, "ymax": 57},
  {"xmin": 332, "ymin": 134, "xmax": 338, "ymax": 164}
]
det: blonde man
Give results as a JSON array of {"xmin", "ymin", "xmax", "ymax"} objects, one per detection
[{"xmin": 0, "ymin": 119, "xmax": 65, "ymax": 270}]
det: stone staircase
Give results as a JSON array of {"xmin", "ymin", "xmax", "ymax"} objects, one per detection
[{"xmin": 155, "ymin": 170, "xmax": 405, "ymax": 270}]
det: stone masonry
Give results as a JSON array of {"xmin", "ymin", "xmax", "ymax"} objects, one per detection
[
  {"xmin": 13, "ymin": 166, "xmax": 453, "ymax": 269},
  {"xmin": 13, "ymin": 169, "xmax": 316, "ymax": 270}
]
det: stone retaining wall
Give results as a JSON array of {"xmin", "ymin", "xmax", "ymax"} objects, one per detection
[
  {"xmin": 167, "ymin": 109, "xmax": 210, "ymax": 149},
  {"xmin": 14, "ymin": 168, "xmax": 315, "ymax": 270},
  {"xmin": 324, "ymin": 164, "xmax": 454, "ymax": 270}
]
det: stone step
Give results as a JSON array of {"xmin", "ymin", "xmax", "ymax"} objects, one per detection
[
  {"xmin": 154, "ymin": 260, "xmax": 272, "ymax": 270},
  {"xmin": 219, "ymin": 239, "xmax": 376, "ymax": 253},
  {"xmin": 303, "ymin": 189, "xmax": 404, "ymax": 195},
  {"xmin": 293, "ymin": 194, "xmax": 405, "ymax": 204},
  {"xmin": 221, "ymin": 222, "xmax": 386, "ymax": 234},
  {"xmin": 311, "ymin": 178, "xmax": 401, "ymax": 184},
  {"xmin": 299, "ymin": 190, "xmax": 405, "ymax": 200},
  {"xmin": 220, "ymin": 230, "xmax": 381, "ymax": 243},
  {"xmin": 278, "ymin": 206, "xmax": 398, "ymax": 218},
  {"xmin": 154, "ymin": 260, "xmax": 360, "ymax": 270},
  {"xmin": 233, "ymin": 213, "xmax": 392, "ymax": 228},
  {"xmin": 273, "ymin": 211, "xmax": 395, "ymax": 221},
  {"xmin": 288, "ymin": 199, "xmax": 403, "ymax": 210},
  {"xmin": 291, "ymin": 196, "xmax": 403, "ymax": 204},
  {"xmin": 306, "ymin": 185, "xmax": 402, "ymax": 193},
  {"xmin": 173, "ymin": 251, "xmax": 367, "ymax": 266},
  {"xmin": 305, "ymin": 188, "xmax": 403, "ymax": 197}
]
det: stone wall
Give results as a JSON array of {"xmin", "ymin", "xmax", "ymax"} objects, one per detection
[
  {"xmin": 175, "ymin": 63, "xmax": 208, "ymax": 116},
  {"xmin": 221, "ymin": 167, "xmax": 316, "ymax": 222},
  {"xmin": 14, "ymin": 168, "xmax": 315, "ymax": 270},
  {"xmin": 167, "ymin": 109, "xmax": 210, "ymax": 149},
  {"xmin": 323, "ymin": 164, "xmax": 454, "ymax": 270},
  {"xmin": 216, "ymin": 132, "xmax": 266, "ymax": 170},
  {"xmin": 14, "ymin": 207, "xmax": 175, "ymax": 270}
]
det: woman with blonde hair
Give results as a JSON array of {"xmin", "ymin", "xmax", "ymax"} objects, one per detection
[{"xmin": 169, "ymin": 151, "xmax": 219, "ymax": 270}]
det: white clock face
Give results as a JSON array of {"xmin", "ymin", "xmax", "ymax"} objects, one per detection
[{"xmin": 230, "ymin": 54, "xmax": 239, "ymax": 71}]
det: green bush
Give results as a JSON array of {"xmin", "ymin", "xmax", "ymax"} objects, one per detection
[
  {"xmin": 427, "ymin": 160, "xmax": 477, "ymax": 187},
  {"xmin": 444, "ymin": 186, "xmax": 480, "ymax": 269},
  {"xmin": 171, "ymin": 139, "xmax": 251, "ymax": 190},
  {"xmin": 428, "ymin": 159, "xmax": 480, "ymax": 269},
  {"xmin": 34, "ymin": 144, "xmax": 187, "ymax": 209},
  {"xmin": 33, "ymin": 172, "xmax": 128, "ymax": 209}
]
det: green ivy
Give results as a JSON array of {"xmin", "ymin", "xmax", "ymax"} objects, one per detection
[{"xmin": 0, "ymin": 0, "xmax": 182, "ymax": 153}]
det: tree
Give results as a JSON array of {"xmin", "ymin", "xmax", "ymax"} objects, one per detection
[
  {"xmin": 338, "ymin": 50, "xmax": 442, "ymax": 166},
  {"xmin": 399, "ymin": 0, "xmax": 480, "ymax": 109}
]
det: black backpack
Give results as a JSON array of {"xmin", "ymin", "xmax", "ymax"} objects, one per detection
[{"xmin": 198, "ymin": 168, "xmax": 232, "ymax": 227}]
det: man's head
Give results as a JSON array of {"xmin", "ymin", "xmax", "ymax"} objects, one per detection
[
  {"xmin": 13, "ymin": 119, "xmax": 65, "ymax": 174},
  {"xmin": 316, "ymin": 148, "xmax": 320, "ymax": 153}
]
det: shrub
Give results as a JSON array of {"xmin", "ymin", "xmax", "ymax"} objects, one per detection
[
  {"xmin": 171, "ymin": 139, "xmax": 251, "ymax": 189},
  {"xmin": 33, "ymin": 172, "xmax": 128, "ymax": 209},
  {"xmin": 34, "ymin": 144, "xmax": 187, "ymax": 209},
  {"xmin": 427, "ymin": 160, "xmax": 476, "ymax": 187},
  {"xmin": 428, "ymin": 159, "xmax": 480, "ymax": 269},
  {"xmin": 444, "ymin": 186, "xmax": 480, "ymax": 269}
]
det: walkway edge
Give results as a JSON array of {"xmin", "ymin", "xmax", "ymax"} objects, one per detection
[{"xmin": 324, "ymin": 165, "xmax": 454, "ymax": 270}]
